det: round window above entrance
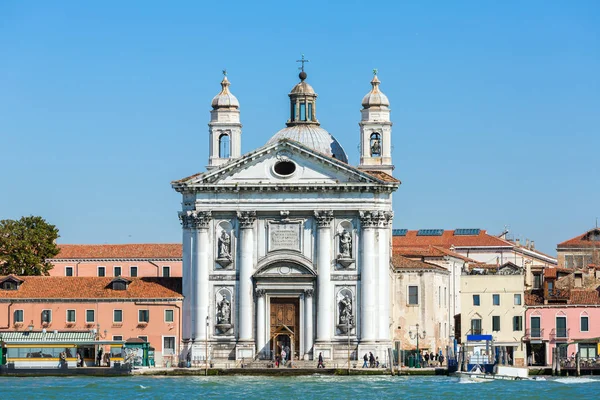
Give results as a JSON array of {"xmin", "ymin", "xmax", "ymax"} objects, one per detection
[{"xmin": 273, "ymin": 160, "xmax": 297, "ymax": 178}]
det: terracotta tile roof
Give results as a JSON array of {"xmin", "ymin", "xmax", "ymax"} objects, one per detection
[
  {"xmin": 393, "ymin": 229, "xmax": 512, "ymax": 249},
  {"xmin": 362, "ymin": 170, "xmax": 401, "ymax": 183},
  {"xmin": 544, "ymin": 267, "xmax": 573, "ymax": 279},
  {"xmin": 525, "ymin": 290, "xmax": 544, "ymax": 306},
  {"xmin": 392, "ymin": 254, "xmax": 449, "ymax": 272},
  {"xmin": 0, "ymin": 276, "xmax": 182, "ymax": 299},
  {"xmin": 54, "ymin": 244, "xmax": 183, "ymax": 260},
  {"xmin": 393, "ymin": 245, "xmax": 476, "ymax": 263},
  {"xmin": 557, "ymin": 228, "xmax": 600, "ymax": 248},
  {"xmin": 568, "ymin": 289, "xmax": 600, "ymax": 305}
]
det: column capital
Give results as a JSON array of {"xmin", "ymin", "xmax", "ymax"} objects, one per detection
[
  {"xmin": 304, "ymin": 288, "xmax": 314, "ymax": 297},
  {"xmin": 359, "ymin": 210, "xmax": 391, "ymax": 228},
  {"xmin": 255, "ymin": 288, "xmax": 266, "ymax": 298},
  {"xmin": 237, "ymin": 211, "xmax": 257, "ymax": 228},
  {"xmin": 383, "ymin": 211, "xmax": 394, "ymax": 227},
  {"xmin": 314, "ymin": 210, "xmax": 334, "ymax": 228},
  {"xmin": 179, "ymin": 211, "xmax": 194, "ymax": 229},
  {"xmin": 185, "ymin": 210, "xmax": 212, "ymax": 230}
]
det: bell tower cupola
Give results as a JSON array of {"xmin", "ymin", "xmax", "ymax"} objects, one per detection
[
  {"xmin": 358, "ymin": 70, "xmax": 394, "ymax": 174},
  {"xmin": 286, "ymin": 55, "xmax": 319, "ymax": 127},
  {"xmin": 207, "ymin": 70, "xmax": 242, "ymax": 169}
]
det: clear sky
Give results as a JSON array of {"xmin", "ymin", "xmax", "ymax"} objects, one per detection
[{"xmin": 1, "ymin": 1, "xmax": 598, "ymax": 254}]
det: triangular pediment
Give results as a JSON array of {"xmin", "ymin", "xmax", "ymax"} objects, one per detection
[{"xmin": 172, "ymin": 139, "xmax": 399, "ymax": 191}]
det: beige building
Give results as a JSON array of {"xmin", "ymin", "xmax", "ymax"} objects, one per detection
[
  {"xmin": 392, "ymin": 255, "xmax": 450, "ymax": 354},
  {"xmin": 460, "ymin": 263, "xmax": 526, "ymax": 365}
]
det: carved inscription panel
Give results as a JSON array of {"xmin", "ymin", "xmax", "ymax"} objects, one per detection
[{"xmin": 268, "ymin": 222, "xmax": 302, "ymax": 252}]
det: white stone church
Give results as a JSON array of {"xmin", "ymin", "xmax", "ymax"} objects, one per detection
[{"xmin": 172, "ymin": 66, "xmax": 399, "ymax": 362}]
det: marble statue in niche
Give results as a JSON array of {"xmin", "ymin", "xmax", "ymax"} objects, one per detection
[
  {"xmin": 217, "ymin": 297, "xmax": 231, "ymax": 324},
  {"xmin": 215, "ymin": 228, "xmax": 233, "ymax": 269},
  {"xmin": 336, "ymin": 291, "xmax": 355, "ymax": 334},
  {"xmin": 218, "ymin": 230, "xmax": 231, "ymax": 259},
  {"xmin": 215, "ymin": 290, "xmax": 233, "ymax": 335},
  {"xmin": 339, "ymin": 229, "xmax": 352, "ymax": 258},
  {"xmin": 339, "ymin": 294, "xmax": 353, "ymax": 325}
]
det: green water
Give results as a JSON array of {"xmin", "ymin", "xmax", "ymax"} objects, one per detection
[{"xmin": 1, "ymin": 375, "xmax": 599, "ymax": 399}]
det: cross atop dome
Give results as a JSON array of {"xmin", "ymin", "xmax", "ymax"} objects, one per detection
[{"xmin": 296, "ymin": 54, "xmax": 310, "ymax": 81}]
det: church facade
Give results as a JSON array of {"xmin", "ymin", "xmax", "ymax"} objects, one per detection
[{"xmin": 172, "ymin": 67, "xmax": 399, "ymax": 362}]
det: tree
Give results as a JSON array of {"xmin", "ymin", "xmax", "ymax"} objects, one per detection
[{"xmin": 0, "ymin": 216, "xmax": 60, "ymax": 276}]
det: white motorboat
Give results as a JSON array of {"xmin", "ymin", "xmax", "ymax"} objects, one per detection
[{"xmin": 455, "ymin": 365, "xmax": 530, "ymax": 382}]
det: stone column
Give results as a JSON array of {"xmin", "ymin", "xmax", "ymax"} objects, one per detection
[
  {"xmin": 378, "ymin": 211, "xmax": 393, "ymax": 341},
  {"xmin": 359, "ymin": 211, "xmax": 377, "ymax": 342},
  {"xmin": 255, "ymin": 289, "xmax": 266, "ymax": 358},
  {"xmin": 191, "ymin": 211, "xmax": 211, "ymax": 341},
  {"xmin": 315, "ymin": 210, "xmax": 334, "ymax": 342},
  {"xmin": 237, "ymin": 211, "xmax": 256, "ymax": 342},
  {"xmin": 180, "ymin": 212, "xmax": 194, "ymax": 341},
  {"xmin": 304, "ymin": 289, "xmax": 314, "ymax": 359}
]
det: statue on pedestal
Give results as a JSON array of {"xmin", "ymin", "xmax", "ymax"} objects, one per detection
[
  {"xmin": 218, "ymin": 230, "xmax": 231, "ymax": 259},
  {"xmin": 217, "ymin": 297, "xmax": 231, "ymax": 325},
  {"xmin": 339, "ymin": 229, "xmax": 352, "ymax": 258}
]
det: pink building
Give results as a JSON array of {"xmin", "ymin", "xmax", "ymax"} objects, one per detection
[
  {"xmin": 525, "ymin": 288, "xmax": 600, "ymax": 366},
  {"xmin": 49, "ymin": 244, "xmax": 183, "ymax": 278},
  {"xmin": 0, "ymin": 275, "xmax": 182, "ymax": 367}
]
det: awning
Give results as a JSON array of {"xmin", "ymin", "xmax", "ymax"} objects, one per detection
[{"xmin": 0, "ymin": 331, "xmax": 124, "ymax": 345}]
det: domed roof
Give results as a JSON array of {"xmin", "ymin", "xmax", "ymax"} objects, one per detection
[
  {"xmin": 267, "ymin": 125, "xmax": 348, "ymax": 163},
  {"xmin": 211, "ymin": 76, "xmax": 239, "ymax": 109},
  {"xmin": 361, "ymin": 74, "xmax": 389, "ymax": 109},
  {"xmin": 289, "ymin": 81, "xmax": 316, "ymax": 95}
]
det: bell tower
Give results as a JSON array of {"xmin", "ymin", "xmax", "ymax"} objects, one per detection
[
  {"xmin": 208, "ymin": 70, "xmax": 242, "ymax": 169},
  {"xmin": 358, "ymin": 70, "xmax": 393, "ymax": 174}
]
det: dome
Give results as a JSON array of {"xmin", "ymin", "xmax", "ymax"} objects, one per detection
[
  {"xmin": 361, "ymin": 75, "xmax": 389, "ymax": 109},
  {"xmin": 267, "ymin": 125, "xmax": 348, "ymax": 163},
  {"xmin": 289, "ymin": 81, "xmax": 316, "ymax": 95},
  {"xmin": 211, "ymin": 76, "xmax": 239, "ymax": 109}
]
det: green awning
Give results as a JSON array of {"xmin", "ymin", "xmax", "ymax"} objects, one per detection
[{"xmin": 0, "ymin": 331, "xmax": 95, "ymax": 343}]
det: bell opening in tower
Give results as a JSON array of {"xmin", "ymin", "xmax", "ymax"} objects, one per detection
[{"xmin": 219, "ymin": 133, "xmax": 231, "ymax": 158}]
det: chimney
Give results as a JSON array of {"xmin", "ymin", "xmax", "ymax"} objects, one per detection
[
  {"xmin": 515, "ymin": 239, "xmax": 520, "ymax": 246},
  {"xmin": 531, "ymin": 241, "xmax": 535, "ymax": 250},
  {"xmin": 525, "ymin": 239, "xmax": 530, "ymax": 249}
]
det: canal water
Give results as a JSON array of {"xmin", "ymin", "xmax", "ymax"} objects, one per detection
[{"xmin": 2, "ymin": 375, "xmax": 599, "ymax": 399}]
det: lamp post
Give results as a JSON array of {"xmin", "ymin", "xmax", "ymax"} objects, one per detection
[
  {"xmin": 347, "ymin": 318, "xmax": 350, "ymax": 375},
  {"xmin": 409, "ymin": 323, "xmax": 426, "ymax": 368},
  {"xmin": 205, "ymin": 315, "xmax": 209, "ymax": 376}
]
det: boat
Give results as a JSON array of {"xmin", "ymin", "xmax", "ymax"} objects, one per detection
[{"xmin": 455, "ymin": 365, "xmax": 530, "ymax": 382}]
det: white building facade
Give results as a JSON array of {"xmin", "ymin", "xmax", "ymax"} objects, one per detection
[{"xmin": 172, "ymin": 70, "xmax": 399, "ymax": 362}]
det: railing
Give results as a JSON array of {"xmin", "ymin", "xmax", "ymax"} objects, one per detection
[
  {"xmin": 525, "ymin": 328, "xmax": 544, "ymax": 339},
  {"xmin": 545, "ymin": 288, "xmax": 570, "ymax": 301},
  {"xmin": 549, "ymin": 328, "xmax": 570, "ymax": 341},
  {"xmin": 559, "ymin": 357, "xmax": 600, "ymax": 369}
]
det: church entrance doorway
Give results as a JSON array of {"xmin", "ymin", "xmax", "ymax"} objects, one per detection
[{"xmin": 270, "ymin": 298, "xmax": 300, "ymax": 360}]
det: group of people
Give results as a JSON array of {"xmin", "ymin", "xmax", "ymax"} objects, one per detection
[
  {"xmin": 362, "ymin": 352, "xmax": 379, "ymax": 368},
  {"xmin": 419, "ymin": 350, "xmax": 444, "ymax": 367},
  {"xmin": 95, "ymin": 348, "xmax": 111, "ymax": 367},
  {"xmin": 274, "ymin": 345, "xmax": 291, "ymax": 367}
]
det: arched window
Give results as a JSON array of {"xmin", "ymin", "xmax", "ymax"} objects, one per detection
[
  {"xmin": 219, "ymin": 133, "xmax": 231, "ymax": 158},
  {"xmin": 370, "ymin": 133, "xmax": 381, "ymax": 156}
]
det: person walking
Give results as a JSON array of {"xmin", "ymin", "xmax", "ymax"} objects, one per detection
[
  {"xmin": 369, "ymin": 352, "xmax": 375, "ymax": 368},
  {"xmin": 424, "ymin": 351, "xmax": 430, "ymax": 367},
  {"xmin": 281, "ymin": 349, "xmax": 287, "ymax": 367},
  {"xmin": 362, "ymin": 353, "xmax": 368, "ymax": 368},
  {"xmin": 317, "ymin": 352, "xmax": 324, "ymax": 368}
]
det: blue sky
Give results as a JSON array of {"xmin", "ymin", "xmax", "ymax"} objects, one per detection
[{"xmin": 1, "ymin": 1, "xmax": 598, "ymax": 254}]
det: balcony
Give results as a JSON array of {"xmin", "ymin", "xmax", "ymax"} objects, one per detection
[
  {"xmin": 545, "ymin": 288, "xmax": 570, "ymax": 303},
  {"xmin": 550, "ymin": 328, "xmax": 570, "ymax": 341},
  {"xmin": 525, "ymin": 328, "xmax": 544, "ymax": 340}
]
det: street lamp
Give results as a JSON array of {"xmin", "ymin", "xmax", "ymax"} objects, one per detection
[
  {"xmin": 347, "ymin": 318, "xmax": 350, "ymax": 375},
  {"xmin": 409, "ymin": 323, "xmax": 426, "ymax": 368},
  {"xmin": 205, "ymin": 315, "xmax": 209, "ymax": 376}
]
